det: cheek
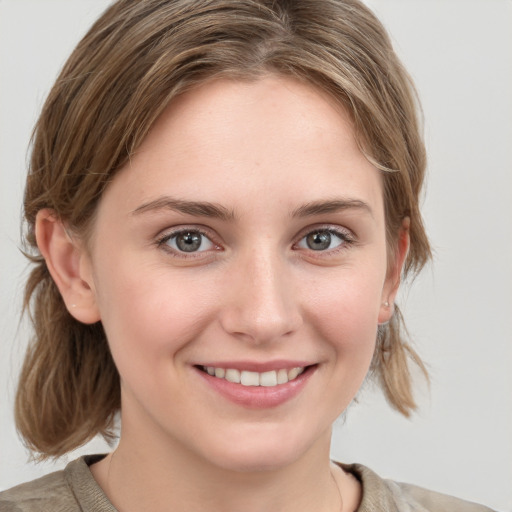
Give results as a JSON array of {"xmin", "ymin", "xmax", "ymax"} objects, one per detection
[
  {"xmin": 92, "ymin": 260, "xmax": 218, "ymax": 374},
  {"xmin": 306, "ymin": 266, "xmax": 384, "ymax": 358}
]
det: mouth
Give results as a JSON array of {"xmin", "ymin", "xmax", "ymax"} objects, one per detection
[
  {"xmin": 194, "ymin": 363, "xmax": 317, "ymax": 408},
  {"xmin": 196, "ymin": 365, "xmax": 314, "ymax": 388}
]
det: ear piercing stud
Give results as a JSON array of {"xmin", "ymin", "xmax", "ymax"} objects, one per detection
[{"xmin": 383, "ymin": 301, "xmax": 390, "ymax": 307}]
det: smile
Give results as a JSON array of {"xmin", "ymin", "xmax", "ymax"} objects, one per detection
[{"xmin": 200, "ymin": 366, "xmax": 305, "ymax": 387}]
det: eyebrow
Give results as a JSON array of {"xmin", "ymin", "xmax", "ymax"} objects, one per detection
[
  {"xmin": 131, "ymin": 197, "xmax": 235, "ymax": 221},
  {"xmin": 291, "ymin": 198, "xmax": 373, "ymax": 218},
  {"xmin": 132, "ymin": 196, "xmax": 372, "ymax": 221}
]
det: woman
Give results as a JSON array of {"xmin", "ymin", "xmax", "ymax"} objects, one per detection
[{"xmin": 0, "ymin": 1, "xmax": 497, "ymax": 510}]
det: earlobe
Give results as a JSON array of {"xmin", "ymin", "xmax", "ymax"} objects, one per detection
[
  {"xmin": 35, "ymin": 209, "xmax": 101, "ymax": 324},
  {"xmin": 378, "ymin": 218, "xmax": 410, "ymax": 325}
]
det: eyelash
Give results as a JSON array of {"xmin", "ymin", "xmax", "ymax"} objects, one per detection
[
  {"xmin": 294, "ymin": 226, "xmax": 355, "ymax": 256},
  {"xmin": 156, "ymin": 227, "xmax": 221, "ymax": 259},
  {"xmin": 155, "ymin": 225, "xmax": 355, "ymax": 259}
]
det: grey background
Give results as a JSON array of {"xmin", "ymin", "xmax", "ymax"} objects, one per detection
[{"xmin": 1, "ymin": 1, "xmax": 510, "ymax": 510}]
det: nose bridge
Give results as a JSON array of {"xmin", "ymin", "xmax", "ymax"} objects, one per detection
[{"xmin": 221, "ymin": 245, "xmax": 301, "ymax": 342}]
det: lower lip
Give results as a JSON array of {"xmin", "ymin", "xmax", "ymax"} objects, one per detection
[{"xmin": 195, "ymin": 366, "xmax": 316, "ymax": 409}]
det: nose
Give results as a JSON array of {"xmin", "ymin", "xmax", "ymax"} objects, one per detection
[{"xmin": 219, "ymin": 250, "xmax": 303, "ymax": 344}]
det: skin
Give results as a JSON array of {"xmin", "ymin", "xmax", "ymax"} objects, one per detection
[{"xmin": 36, "ymin": 76, "xmax": 408, "ymax": 512}]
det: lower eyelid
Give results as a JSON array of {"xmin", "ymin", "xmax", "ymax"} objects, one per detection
[
  {"xmin": 298, "ymin": 228, "xmax": 352, "ymax": 243},
  {"xmin": 157, "ymin": 229, "xmax": 217, "ymax": 253},
  {"xmin": 155, "ymin": 226, "xmax": 354, "ymax": 256}
]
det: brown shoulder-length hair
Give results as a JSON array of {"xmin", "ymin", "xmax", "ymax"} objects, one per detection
[{"xmin": 17, "ymin": 0, "xmax": 431, "ymax": 458}]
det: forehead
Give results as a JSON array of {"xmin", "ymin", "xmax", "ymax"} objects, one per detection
[
  {"xmin": 140, "ymin": 76, "xmax": 357, "ymax": 168},
  {"xmin": 99, "ymin": 75, "xmax": 383, "ymax": 221}
]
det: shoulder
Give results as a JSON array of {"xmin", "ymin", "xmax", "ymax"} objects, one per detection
[
  {"xmin": 394, "ymin": 481, "xmax": 496, "ymax": 512},
  {"xmin": 0, "ymin": 455, "xmax": 113, "ymax": 512},
  {"xmin": 339, "ymin": 463, "xmax": 496, "ymax": 512},
  {"xmin": 0, "ymin": 468, "xmax": 73, "ymax": 512}
]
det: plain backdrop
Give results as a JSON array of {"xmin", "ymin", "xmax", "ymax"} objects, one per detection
[{"xmin": 0, "ymin": 1, "xmax": 511, "ymax": 510}]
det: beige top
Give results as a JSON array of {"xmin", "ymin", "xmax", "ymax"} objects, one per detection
[{"xmin": 0, "ymin": 455, "xmax": 495, "ymax": 512}]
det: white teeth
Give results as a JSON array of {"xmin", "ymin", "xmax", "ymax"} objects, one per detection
[
  {"xmin": 287, "ymin": 367, "xmax": 303, "ymax": 380},
  {"xmin": 240, "ymin": 370, "xmax": 260, "ymax": 386},
  {"xmin": 214, "ymin": 368, "xmax": 225, "ymax": 378},
  {"xmin": 225, "ymin": 368, "xmax": 241, "ymax": 383},
  {"xmin": 260, "ymin": 370, "xmax": 277, "ymax": 387},
  {"xmin": 203, "ymin": 366, "xmax": 306, "ymax": 387},
  {"xmin": 277, "ymin": 369, "xmax": 288, "ymax": 384}
]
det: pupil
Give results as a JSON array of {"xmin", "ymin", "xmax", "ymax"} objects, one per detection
[
  {"xmin": 176, "ymin": 232, "xmax": 201, "ymax": 252},
  {"xmin": 307, "ymin": 231, "xmax": 331, "ymax": 251}
]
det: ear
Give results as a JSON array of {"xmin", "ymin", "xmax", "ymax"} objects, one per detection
[
  {"xmin": 378, "ymin": 217, "xmax": 410, "ymax": 325},
  {"xmin": 35, "ymin": 209, "xmax": 101, "ymax": 324}
]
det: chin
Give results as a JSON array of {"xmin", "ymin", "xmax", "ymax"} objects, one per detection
[
  {"xmin": 198, "ymin": 424, "xmax": 328, "ymax": 474},
  {"xmin": 210, "ymin": 448, "xmax": 300, "ymax": 474}
]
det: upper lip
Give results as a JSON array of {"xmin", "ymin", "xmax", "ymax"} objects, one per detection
[{"xmin": 194, "ymin": 360, "xmax": 314, "ymax": 372}]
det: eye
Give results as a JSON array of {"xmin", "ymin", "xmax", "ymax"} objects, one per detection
[
  {"xmin": 296, "ymin": 229, "xmax": 348, "ymax": 252},
  {"xmin": 160, "ymin": 229, "xmax": 215, "ymax": 253}
]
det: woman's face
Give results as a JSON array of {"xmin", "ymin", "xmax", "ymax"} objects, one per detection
[{"xmin": 81, "ymin": 76, "xmax": 403, "ymax": 471}]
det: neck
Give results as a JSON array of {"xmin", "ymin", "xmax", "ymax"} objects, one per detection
[{"xmin": 93, "ymin": 428, "xmax": 344, "ymax": 512}]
